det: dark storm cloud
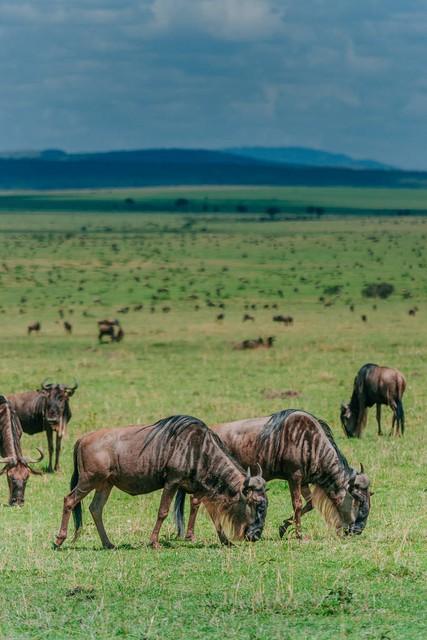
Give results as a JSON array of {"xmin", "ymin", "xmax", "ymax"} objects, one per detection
[{"xmin": 0, "ymin": 1, "xmax": 426, "ymax": 168}]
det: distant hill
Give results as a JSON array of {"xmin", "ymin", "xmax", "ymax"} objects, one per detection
[
  {"xmin": 0, "ymin": 148, "xmax": 425, "ymax": 190},
  {"xmin": 226, "ymin": 146, "xmax": 393, "ymax": 170}
]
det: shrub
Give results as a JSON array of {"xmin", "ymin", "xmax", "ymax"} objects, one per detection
[{"xmin": 362, "ymin": 282, "xmax": 394, "ymax": 299}]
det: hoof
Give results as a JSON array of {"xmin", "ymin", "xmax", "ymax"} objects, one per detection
[
  {"xmin": 185, "ymin": 534, "xmax": 196, "ymax": 543},
  {"xmin": 103, "ymin": 543, "xmax": 116, "ymax": 550},
  {"xmin": 279, "ymin": 521, "xmax": 292, "ymax": 539},
  {"xmin": 150, "ymin": 541, "xmax": 162, "ymax": 550}
]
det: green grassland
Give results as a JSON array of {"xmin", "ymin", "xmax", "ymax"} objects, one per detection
[
  {"xmin": 1, "ymin": 184, "xmax": 427, "ymax": 216},
  {"xmin": 0, "ymin": 188, "xmax": 426, "ymax": 639}
]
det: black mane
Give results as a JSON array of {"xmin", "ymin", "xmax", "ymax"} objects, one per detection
[{"xmin": 139, "ymin": 414, "xmax": 209, "ymax": 454}]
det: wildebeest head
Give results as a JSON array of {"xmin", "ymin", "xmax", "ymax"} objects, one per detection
[
  {"xmin": 340, "ymin": 403, "xmax": 357, "ymax": 437},
  {"xmin": 0, "ymin": 449, "xmax": 44, "ymax": 506},
  {"xmin": 236, "ymin": 465, "xmax": 268, "ymax": 542},
  {"xmin": 347, "ymin": 465, "xmax": 372, "ymax": 535},
  {"xmin": 39, "ymin": 380, "xmax": 78, "ymax": 437},
  {"xmin": 204, "ymin": 465, "xmax": 268, "ymax": 543},
  {"xmin": 313, "ymin": 464, "xmax": 371, "ymax": 536}
]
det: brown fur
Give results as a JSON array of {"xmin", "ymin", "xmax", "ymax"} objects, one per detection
[
  {"xmin": 180, "ymin": 410, "xmax": 370, "ymax": 541},
  {"xmin": 341, "ymin": 363, "xmax": 406, "ymax": 437},
  {"xmin": 8, "ymin": 382, "xmax": 76, "ymax": 472},
  {"xmin": 0, "ymin": 396, "xmax": 43, "ymax": 505},
  {"xmin": 54, "ymin": 415, "xmax": 267, "ymax": 550}
]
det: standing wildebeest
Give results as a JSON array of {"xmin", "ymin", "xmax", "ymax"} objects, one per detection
[
  {"xmin": 8, "ymin": 380, "xmax": 77, "ymax": 472},
  {"xmin": 54, "ymin": 415, "xmax": 267, "ymax": 550},
  {"xmin": 27, "ymin": 322, "xmax": 41, "ymax": 335},
  {"xmin": 97, "ymin": 319, "xmax": 123, "ymax": 343},
  {"xmin": 0, "ymin": 396, "xmax": 43, "ymax": 505},
  {"xmin": 341, "ymin": 363, "xmax": 406, "ymax": 437},
  {"xmin": 175, "ymin": 409, "xmax": 371, "ymax": 541},
  {"xmin": 64, "ymin": 321, "xmax": 72, "ymax": 335}
]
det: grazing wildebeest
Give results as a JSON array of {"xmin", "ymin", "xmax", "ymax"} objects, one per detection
[
  {"xmin": 341, "ymin": 363, "xmax": 406, "ymax": 437},
  {"xmin": 64, "ymin": 321, "xmax": 72, "ymax": 335},
  {"xmin": 242, "ymin": 314, "xmax": 255, "ymax": 322},
  {"xmin": 233, "ymin": 337, "xmax": 274, "ymax": 350},
  {"xmin": 27, "ymin": 322, "xmax": 41, "ymax": 335},
  {"xmin": 273, "ymin": 315, "xmax": 293, "ymax": 325},
  {"xmin": 98, "ymin": 319, "xmax": 122, "ymax": 343},
  {"xmin": 216, "ymin": 313, "xmax": 224, "ymax": 321},
  {"xmin": 176, "ymin": 409, "xmax": 371, "ymax": 541},
  {"xmin": 0, "ymin": 395, "xmax": 43, "ymax": 505},
  {"xmin": 8, "ymin": 380, "xmax": 77, "ymax": 472},
  {"xmin": 361, "ymin": 314, "xmax": 367, "ymax": 323},
  {"xmin": 54, "ymin": 415, "xmax": 267, "ymax": 550}
]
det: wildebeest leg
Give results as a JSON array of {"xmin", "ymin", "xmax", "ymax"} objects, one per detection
[
  {"xmin": 54, "ymin": 485, "xmax": 92, "ymax": 548},
  {"xmin": 288, "ymin": 475, "xmax": 303, "ymax": 539},
  {"xmin": 54, "ymin": 433, "xmax": 62, "ymax": 472},
  {"xmin": 185, "ymin": 496, "xmax": 201, "ymax": 542},
  {"xmin": 279, "ymin": 484, "xmax": 312, "ymax": 538},
  {"xmin": 376, "ymin": 404, "xmax": 382, "ymax": 435},
  {"xmin": 46, "ymin": 427, "xmax": 54, "ymax": 473},
  {"xmin": 89, "ymin": 486, "xmax": 114, "ymax": 549},
  {"xmin": 390, "ymin": 401, "xmax": 397, "ymax": 436},
  {"xmin": 149, "ymin": 484, "xmax": 178, "ymax": 549}
]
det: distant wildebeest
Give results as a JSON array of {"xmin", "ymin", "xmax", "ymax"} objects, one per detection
[
  {"xmin": 117, "ymin": 307, "xmax": 129, "ymax": 314},
  {"xmin": 242, "ymin": 314, "xmax": 255, "ymax": 322},
  {"xmin": 176, "ymin": 410, "xmax": 371, "ymax": 541},
  {"xmin": 234, "ymin": 337, "xmax": 275, "ymax": 350},
  {"xmin": 54, "ymin": 415, "xmax": 267, "ymax": 550},
  {"xmin": 273, "ymin": 315, "xmax": 293, "ymax": 325},
  {"xmin": 0, "ymin": 395, "xmax": 43, "ymax": 505},
  {"xmin": 361, "ymin": 315, "xmax": 367, "ymax": 322},
  {"xmin": 408, "ymin": 308, "xmax": 417, "ymax": 316},
  {"xmin": 64, "ymin": 321, "xmax": 72, "ymax": 335},
  {"xmin": 27, "ymin": 322, "xmax": 41, "ymax": 335},
  {"xmin": 98, "ymin": 319, "xmax": 123, "ymax": 343},
  {"xmin": 216, "ymin": 313, "xmax": 224, "ymax": 321},
  {"xmin": 8, "ymin": 380, "xmax": 77, "ymax": 472},
  {"xmin": 341, "ymin": 363, "xmax": 406, "ymax": 437}
]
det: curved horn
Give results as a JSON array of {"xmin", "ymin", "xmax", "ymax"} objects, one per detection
[
  {"xmin": 256, "ymin": 463, "xmax": 263, "ymax": 478},
  {"xmin": 41, "ymin": 378, "xmax": 54, "ymax": 390},
  {"xmin": 0, "ymin": 455, "xmax": 15, "ymax": 464},
  {"xmin": 360, "ymin": 463, "xmax": 365, "ymax": 474},
  {"xmin": 66, "ymin": 379, "xmax": 78, "ymax": 394},
  {"xmin": 23, "ymin": 448, "xmax": 44, "ymax": 465}
]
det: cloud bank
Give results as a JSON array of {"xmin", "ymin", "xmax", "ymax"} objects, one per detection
[{"xmin": 0, "ymin": 0, "xmax": 425, "ymax": 168}]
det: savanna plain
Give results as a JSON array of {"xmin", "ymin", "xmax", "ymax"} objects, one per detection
[{"xmin": 0, "ymin": 187, "xmax": 426, "ymax": 639}]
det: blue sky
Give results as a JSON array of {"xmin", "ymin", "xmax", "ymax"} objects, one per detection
[{"xmin": 0, "ymin": 1, "xmax": 426, "ymax": 168}]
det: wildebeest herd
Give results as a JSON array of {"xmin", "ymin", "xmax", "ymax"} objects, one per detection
[{"xmin": 0, "ymin": 363, "xmax": 406, "ymax": 549}]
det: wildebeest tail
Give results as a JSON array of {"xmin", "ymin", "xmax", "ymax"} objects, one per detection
[
  {"xmin": 70, "ymin": 441, "xmax": 82, "ymax": 535},
  {"xmin": 396, "ymin": 399, "xmax": 405, "ymax": 434},
  {"xmin": 174, "ymin": 488, "xmax": 186, "ymax": 537}
]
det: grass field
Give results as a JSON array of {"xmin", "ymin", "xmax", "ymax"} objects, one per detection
[{"xmin": 0, "ymin": 188, "xmax": 426, "ymax": 639}]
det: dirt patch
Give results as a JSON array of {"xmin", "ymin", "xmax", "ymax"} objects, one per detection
[{"xmin": 262, "ymin": 389, "xmax": 301, "ymax": 400}]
